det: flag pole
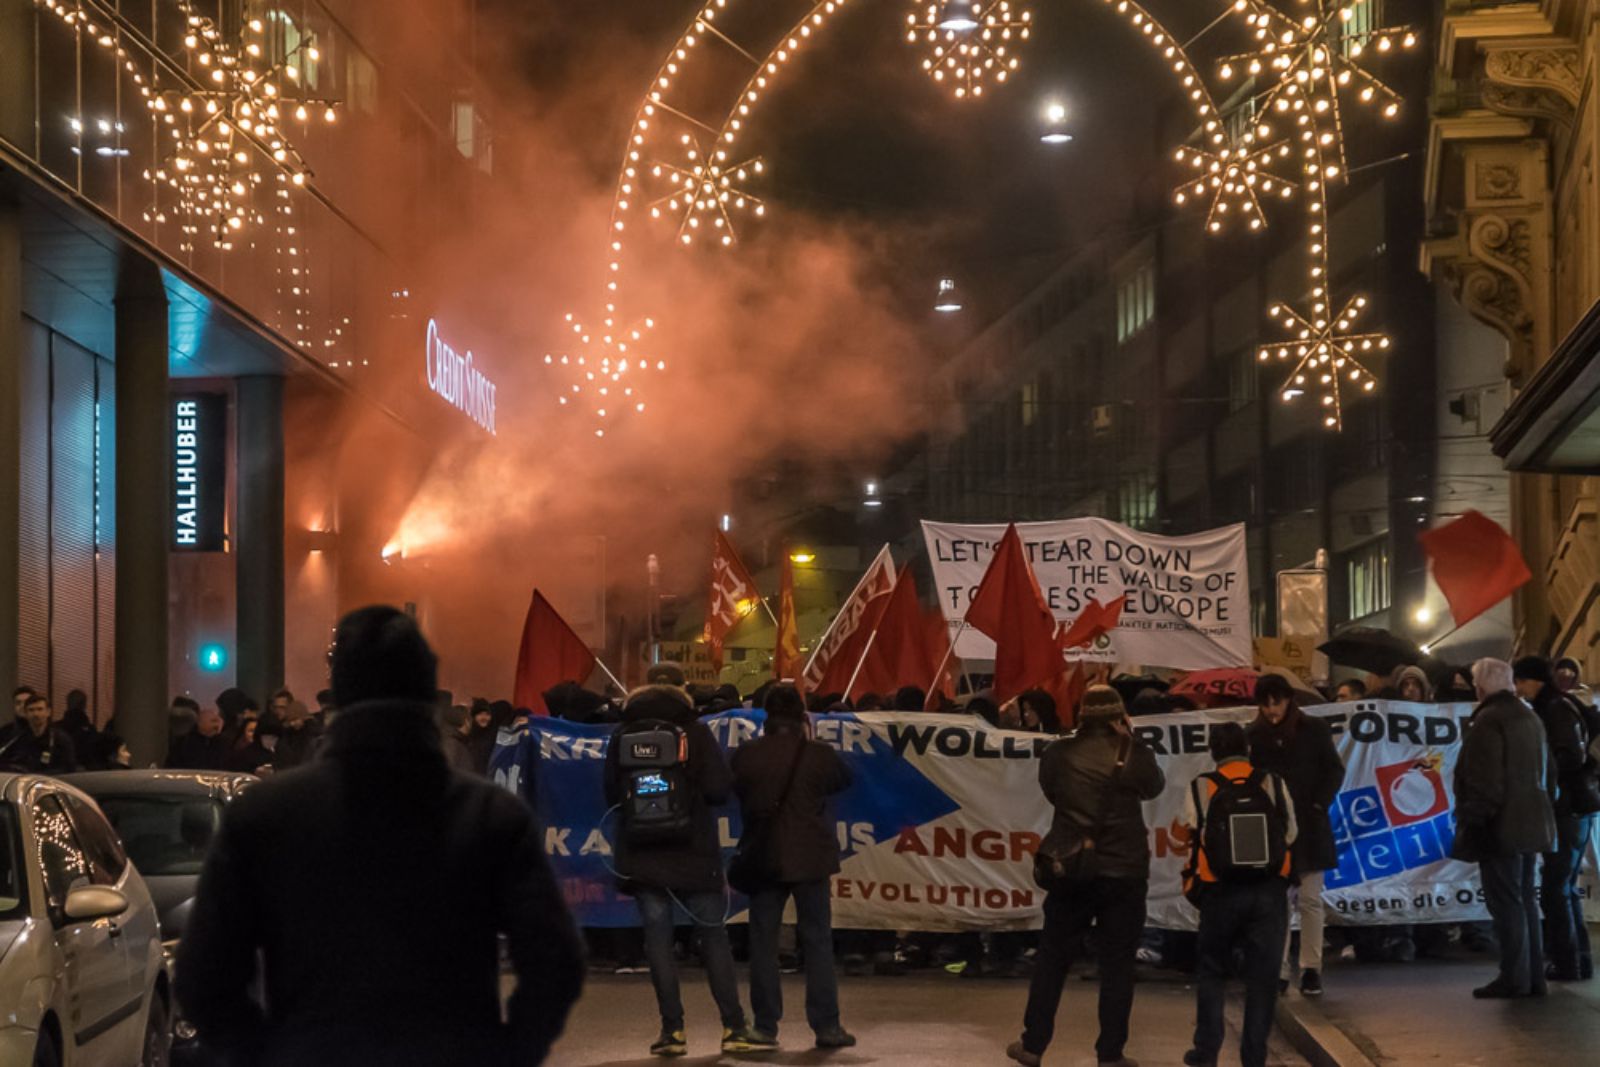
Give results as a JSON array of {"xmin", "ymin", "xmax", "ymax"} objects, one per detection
[
  {"xmin": 926, "ymin": 619, "xmax": 968, "ymax": 696},
  {"xmin": 843, "ymin": 629, "xmax": 881, "ymax": 700},
  {"xmin": 594, "ymin": 657, "xmax": 627, "ymax": 694},
  {"xmin": 1420, "ymin": 621, "xmax": 1465, "ymax": 655}
]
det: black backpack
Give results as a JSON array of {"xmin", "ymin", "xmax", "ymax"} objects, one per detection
[
  {"xmin": 614, "ymin": 720, "xmax": 694, "ymax": 846},
  {"xmin": 1193, "ymin": 767, "xmax": 1289, "ymax": 884}
]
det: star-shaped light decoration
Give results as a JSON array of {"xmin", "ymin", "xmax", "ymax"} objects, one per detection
[
  {"xmin": 544, "ymin": 312, "xmax": 660, "ymax": 435},
  {"xmin": 906, "ymin": 0, "xmax": 1033, "ymax": 100},
  {"xmin": 1258, "ymin": 288, "xmax": 1388, "ymax": 429},
  {"xmin": 647, "ymin": 134, "xmax": 766, "ymax": 247},
  {"xmin": 1173, "ymin": 127, "xmax": 1297, "ymax": 232},
  {"xmin": 1218, "ymin": 0, "xmax": 1417, "ymax": 182}
]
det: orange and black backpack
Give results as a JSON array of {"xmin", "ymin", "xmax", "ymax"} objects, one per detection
[{"xmin": 1182, "ymin": 766, "xmax": 1290, "ymax": 906}]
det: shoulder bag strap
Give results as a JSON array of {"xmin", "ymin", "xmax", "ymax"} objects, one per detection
[{"xmin": 1086, "ymin": 735, "xmax": 1132, "ymax": 843}]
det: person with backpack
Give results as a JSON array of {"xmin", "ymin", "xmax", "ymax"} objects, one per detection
[
  {"xmin": 603, "ymin": 684, "xmax": 764, "ymax": 1057},
  {"xmin": 1006, "ymin": 685, "xmax": 1164, "ymax": 1067},
  {"xmin": 1513, "ymin": 656, "xmax": 1600, "ymax": 981},
  {"xmin": 730, "ymin": 684, "xmax": 856, "ymax": 1051},
  {"xmin": 1246, "ymin": 672, "xmax": 1344, "ymax": 996},
  {"xmin": 1180, "ymin": 722, "xmax": 1297, "ymax": 1067}
]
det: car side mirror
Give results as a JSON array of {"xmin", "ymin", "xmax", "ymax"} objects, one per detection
[{"xmin": 63, "ymin": 885, "xmax": 129, "ymax": 923}]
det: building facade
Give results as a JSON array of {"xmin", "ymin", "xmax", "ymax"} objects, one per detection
[
  {"xmin": 1, "ymin": 0, "xmax": 502, "ymax": 759},
  {"xmin": 1425, "ymin": 0, "xmax": 1600, "ymax": 669}
]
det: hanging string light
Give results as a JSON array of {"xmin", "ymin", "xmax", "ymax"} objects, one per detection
[
  {"xmin": 1259, "ymin": 293, "xmax": 1388, "ymax": 429},
  {"xmin": 649, "ymin": 135, "xmax": 766, "ymax": 247},
  {"xmin": 905, "ymin": 1, "xmax": 1032, "ymax": 100}
]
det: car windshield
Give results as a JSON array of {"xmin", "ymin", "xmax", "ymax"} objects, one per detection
[
  {"xmin": 0, "ymin": 806, "xmax": 23, "ymax": 918},
  {"xmin": 94, "ymin": 795, "xmax": 223, "ymax": 877}
]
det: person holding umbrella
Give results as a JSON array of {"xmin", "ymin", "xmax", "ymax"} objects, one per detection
[{"xmin": 1246, "ymin": 673, "xmax": 1346, "ymax": 997}]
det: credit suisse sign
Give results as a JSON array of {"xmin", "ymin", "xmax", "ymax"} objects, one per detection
[{"xmin": 425, "ymin": 319, "xmax": 497, "ymax": 435}]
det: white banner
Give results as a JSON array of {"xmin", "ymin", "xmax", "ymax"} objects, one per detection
[{"xmin": 921, "ymin": 518, "xmax": 1251, "ymax": 670}]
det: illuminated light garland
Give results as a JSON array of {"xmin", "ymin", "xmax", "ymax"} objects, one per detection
[
  {"xmin": 1258, "ymin": 292, "xmax": 1387, "ymax": 429},
  {"xmin": 648, "ymin": 136, "xmax": 766, "ymax": 247},
  {"xmin": 1173, "ymin": 132, "xmax": 1297, "ymax": 232},
  {"xmin": 905, "ymin": 1, "xmax": 1032, "ymax": 100},
  {"xmin": 38, "ymin": 1, "xmax": 339, "ymax": 253}
]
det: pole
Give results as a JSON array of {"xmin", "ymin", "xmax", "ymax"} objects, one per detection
[
  {"xmin": 843, "ymin": 629, "xmax": 879, "ymax": 700},
  {"xmin": 1420, "ymin": 621, "xmax": 1465, "ymax": 655},
  {"xmin": 594, "ymin": 656, "xmax": 628, "ymax": 694},
  {"xmin": 927, "ymin": 619, "xmax": 969, "ymax": 697}
]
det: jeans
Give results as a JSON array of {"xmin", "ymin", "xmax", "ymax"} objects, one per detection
[
  {"xmin": 1281, "ymin": 869, "xmax": 1326, "ymax": 977},
  {"xmin": 1479, "ymin": 853, "xmax": 1545, "ymax": 994},
  {"xmin": 1020, "ymin": 877, "xmax": 1146, "ymax": 1061},
  {"xmin": 1541, "ymin": 814, "xmax": 1596, "ymax": 977},
  {"xmin": 635, "ymin": 887, "xmax": 747, "ymax": 1032},
  {"xmin": 1194, "ymin": 880, "xmax": 1289, "ymax": 1067},
  {"xmin": 747, "ymin": 879, "xmax": 841, "ymax": 1037}
]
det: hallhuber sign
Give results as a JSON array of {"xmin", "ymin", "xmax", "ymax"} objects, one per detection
[{"xmin": 171, "ymin": 394, "xmax": 227, "ymax": 552}]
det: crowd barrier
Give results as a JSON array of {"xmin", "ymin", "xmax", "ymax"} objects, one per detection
[{"xmin": 491, "ymin": 701, "xmax": 1600, "ymax": 930}]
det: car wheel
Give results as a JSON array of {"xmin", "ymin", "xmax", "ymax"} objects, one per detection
[
  {"xmin": 32, "ymin": 1031, "xmax": 60, "ymax": 1067},
  {"xmin": 142, "ymin": 996, "xmax": 171, "ymax": 1067}
]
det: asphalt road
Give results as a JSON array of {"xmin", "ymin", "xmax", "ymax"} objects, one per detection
[{"xmin": 545, "ymin": 970, "xmax": 1309, "ymax": 1066}]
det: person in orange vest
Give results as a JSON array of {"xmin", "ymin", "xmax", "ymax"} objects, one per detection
[{"xmin": 1179, "ymin": 722, "xmax": 1297, "ymax": 1067}]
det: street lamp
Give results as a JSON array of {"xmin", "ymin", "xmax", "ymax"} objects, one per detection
[
  {"xmin": 937, "ymin": 0, "xmax": 980, "ymax": 32},
  {"xmin": 1040, "ymin": 101, "xmax": 1073, "ymax": 144},
  {"xmin": 934, "ymin": 277, "xmax": 963, "ymax": 313}
]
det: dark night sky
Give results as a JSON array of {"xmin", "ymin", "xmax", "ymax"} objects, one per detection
[{"xmin": 494, "ymin": 0, "xmax": 1209, "ymax": 322}]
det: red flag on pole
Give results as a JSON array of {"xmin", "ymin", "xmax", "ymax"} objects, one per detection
[
  {"xmin": 848, "ymin": 570, "xmax": 938, "ymax": 700},
  {"xmin": 513, "ymin": 589, "xmax": 597, "ymax": 715},
  {"xmin": 1058, "ymin": 595, "xmax": 1129, "ymax": 651},
  {"xmin": 923, "ymin": 608, "xmax": 959, "ymax": 708},
  {"xmin": 1418, "ymin": 510, "xmax": 1532, "ymax": 628},
  {"xmin": 803, "ymin": 545, "xmax": 897, "ymax": 695},
  {"xmin": 704, "ymin": 529, "xmax": 759, "ymax": 672},
  {"xmin": 965, "ymin": 524, "xmax": 1067, "ymax": 704},
  {"xmin": 774, "ymin": 550, "xmax": 805, "ymax": 689}
]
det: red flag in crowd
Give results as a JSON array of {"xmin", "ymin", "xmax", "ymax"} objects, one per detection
[
  {"xmin": 849, "ymin": 570, "xmax": 939, "ymax": 700},
  {"xmin": 1417, "ymin": 510, "xmax": 1531, "ymax": 628},
  {"xmin": 513, "ymin": 589, "xmax": 597, "ymax": 715},
  {"xmin": 923, "ymin": 609, "xmax": 959, "ymax": 708},
  {"xmin": 1058, "ymin": 594, "xmax": 1128, "ymax": 651},
  {"xmin": 704, "ymin": 528, "xmax": 760, "ymax": 672},
  {"xmin": 774, "ymin": 549, "xmax": 805, "ymax": 690},
  {"xmin": 804, "ymin": 545, "xmax": 897, "ymax": 696},
  {"xmin": 965, "ymin": 524, "xmax": 1067, "ymax": 704}
]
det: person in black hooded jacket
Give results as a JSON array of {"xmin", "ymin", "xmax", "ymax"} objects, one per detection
[
  {"xmin": 604, "ymin": 684, "xmax": 761, "ymax": 1057},
  {"xmin": 176, "ymin": 606, "xmax": 584, "ymax": 1066}
]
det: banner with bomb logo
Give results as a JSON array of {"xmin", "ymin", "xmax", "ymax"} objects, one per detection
[{"xmin": 496, "ymin": 702, "xmax": 1594, "ymax": 930}]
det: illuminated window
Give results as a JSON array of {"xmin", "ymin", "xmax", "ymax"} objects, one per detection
[
  {"xmin": 1344, "ymin": 539, "xmax": 1391, "ymax": 620},
  {"xmin": 1340, "ymin": 0, "xmax": 1379, "ymax": 58},
  {"xmin": 1116, "ymin": 263, "xmax": 1155, "ymax": 343},
  {"xmin": 1118, "ymin": 471, "xmax": 1158, "ymax": 529},
  {"xmin": 1020, "ymin": 381, "xmax": 1039, "ymax": 427}
]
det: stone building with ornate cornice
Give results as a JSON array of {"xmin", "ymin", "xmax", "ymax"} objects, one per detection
[{"xmin": 1425, "ymin": 0, "xmax": 1600, "ymax": 665}]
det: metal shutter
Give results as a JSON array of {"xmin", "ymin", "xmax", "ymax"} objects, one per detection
[
  {"xmin": 16, "ymin": 319, "xmax": 49, "ymax": 694},
  {"xmin": 50, "ymin": 334, "xmax": 97, "ymax": 710}
]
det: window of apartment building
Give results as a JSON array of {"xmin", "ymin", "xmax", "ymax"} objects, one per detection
[
  {"xmin": 1339, "ymin": 0, "xmax": 1379, "ymax": 57},
  {"xmin": 1228, "ymin": 347, "xmax": 1258, "ymax": 412},
  {"xmin": 1116, "ymin": 263, "xmax": 1155, "ymax": 344},
  {"xmin": 346, "ymin": 46, "xmax": 381, "ymax": 116},
  {"xmin": 1020, "ymin": 380, "xmax": 1039, "ymax": 428},
  {"xmin": 1344, "ymin": 539, "xmax": 1391, "ymax": 620},
  {"xmin": 268, "ymin": 8, "xmax": 322, "ymax": 92},
  {"xmin": 1118, "ymin": 471, "xmax": 1158, "ymax": 530}
]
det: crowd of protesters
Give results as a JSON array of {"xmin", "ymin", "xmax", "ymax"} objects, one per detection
[{"xmin": 3, "ymin": 628, "xmax": 1598, "ymax": 1065}]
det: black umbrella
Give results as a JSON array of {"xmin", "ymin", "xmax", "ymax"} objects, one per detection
[
  {"xmin": 1109, "ymin": 673, "xmax": 1168, "ymax": 705},
  {"xmin": 1318, "ymin": 626, "xmax": 1427, "ymax": 676}
]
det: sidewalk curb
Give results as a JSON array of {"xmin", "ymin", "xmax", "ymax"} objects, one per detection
[{"xmin": 1275, "ymin": 996, "xmax": 1379, "ymax": 1067}]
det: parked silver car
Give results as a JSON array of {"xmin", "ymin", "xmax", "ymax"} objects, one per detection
[{"xmin": 0, "ymin": 773, "xmax": 168, "ymax": 1066}]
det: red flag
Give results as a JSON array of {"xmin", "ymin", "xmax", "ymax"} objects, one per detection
[
  {"xmin": 965, "ymin": 525, "xmax": 1067, "ymax": 704},
  {"xmin": 849, "ymin": 571, "xmax": 938, "ymax": 700},
  {"xmin": 513, "ymin": 589, "xmax": 597, "ymax": 715},
  {"xmin": 1418, "ymin": 511, "xmax": 1531, "ymax": 628},
  {"xmin": 704, "ymin": 529, "xmax": 759, "ymax": 672},
  {"xmin": 1058, "ymin": 595, "xmax": 1128, "ymax": 651},
  {"xmin": 774, "ymin": 550, "xmax": 805, "ymax": 688},
  {"xmin": 803, "ymin": 545, "xmax": 897, "ymax": 695}
]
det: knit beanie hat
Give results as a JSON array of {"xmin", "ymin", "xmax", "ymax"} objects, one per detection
[{"xmin": 1080, "ymin": 685, "xmax": 1126, "ymax": 721}]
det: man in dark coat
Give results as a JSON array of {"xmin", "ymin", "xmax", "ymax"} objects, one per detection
[
  {"xmin": 176, "ymin": 605, "xmax": 585, "ymax": 1066},
  {"xmin": 603, "ymin": 684, "xmax": 759, "ymax": 1057},
  {"xmin": 1455, "ymin": 657, "xmax": 1557, "ymax": 998},
  {"xmin": 1007, "ymin": 686, "xmax": 1164, "ymax": 1067},
  {"xmin": 1514, "ymin": 656, "xmax": 1597, "ymax": 980},
  {"xmin": 732, "ymin": 684, "xmax": 855, "ymax": 1050},
  {"xmin": 1246, "ymin": 672, "xmax": 1345, "ymax": 997},
  {"xmin": 166, "ymin": 705, "xmax": 231, "ymax": 770},
  {"xmin": 0, "ymin": 692, "xmax": 79, "ymax": 774}
]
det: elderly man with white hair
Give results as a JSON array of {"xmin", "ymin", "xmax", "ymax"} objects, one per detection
[{"xmin": 1451, "ymin": 657, "xmax": 1558, "ymax": 999}]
